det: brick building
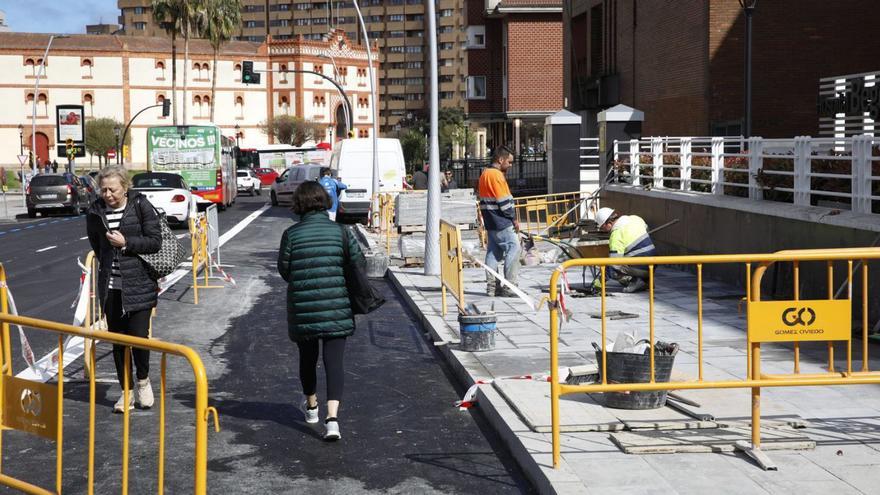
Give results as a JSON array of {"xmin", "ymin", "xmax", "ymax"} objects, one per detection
[
  {"xmin": 564, "ymin": 0, "xmax": 880, "ymax": 138},
  {"xmin": 466, "ymin": 0, "xmax": 563, "ymax": 156}
]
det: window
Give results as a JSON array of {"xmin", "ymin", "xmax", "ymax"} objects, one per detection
[
  {"xmin": 388, "ymin": 14, "xmax": 405, "ymax": 22},
  {"xmin": 296, "ymin": 2, "xmax": 312, "ymax": 10},
  {"xmin": 134, "ymin": 22, "xmax": 146, "ymax": 30},
  {"xmin": 439, "ymin": 9, "xmax": 454, "ymax": 17},
  {"xmin": 439, "ymin": 91, "xmax": 453, "ymax": 100},
  {"xmin": 467, "ymin": 76, "xmax": 486, "ymax": 99},
  {"xmin": 194, "ymin": 95, "xmax": 202, "ymax": 118},
  {"xmin": 155, "ymin": 60, "xmax": 166, "ymax": 80},
  {"xmin": 156, "ymin": 94, "xmax": 167, "ymax": 118},
  {"xmin": 389, "ymin": 30, "xmax": 405, "ymax": 38},
  {"xmin": 245, "ymin": 20, "xmax": 264, "ymax": 28},
  {"xmin": 440, "ymin": 42, "xmax": 454, "ymax": 51},
  {"xmin": 438, "ymin": 26, "xmax": 453, "ymax": 34},
  {"xmin": 25, "ymin": 58, "xmax": 36, "ymax": 77},
  {"xmin": 271, "ymin": 3, "xmax": 291, "ymax": 10},
  {"xmin": 270, "ymin": 19, "xmax": 290, "ymax": 27},
  {"xmin": 388, "ymin": 46, "xmax": 404, "ymax": 54},
  {"xmin": 279, "ymin": 64, "xmax": 288, "ymax": 83},
  {"xmin": 467, "ymin": 26, "xmax": 486, "ymax": 48},
  {"xmin": 295, "ymin": 18, "xmax": 310, "ymax": 25},
  {"xmin": 439, "ymin": 58, "xmax": 453, "ymax": 66},
  {"xmin": 439, "ymin": 75, "xmax": 453, "ymax": 83},
  {"xmin": 365, "ymin": 15, "xmax": 382, "ymax": 22},
  {"xmin": 280, "ymin": 96, "xmax": 290, "ymax": 115},
  {"xmin": 83, "ymin": 93, "xmax": 94, "ymax": 117},
  {"xmin": 406, "ymin": 45, "xmax": 422, "ymax": 53},
  {"xmin": 235, "ymin": 95, "xmax": 244, "ymax": 119},
  {"xmin": 389, "ymin": 0, "xmax": 404, "ymax": 5},
  {"xmin": 134, "ymin": 6, "xmax": 144, "ymax": 14},
  {"xmin": 81, "ymin": 58, "xmax": 93, "ymax": 78},
  {"xmin": 243, "ymin": 4, "xmax": 265, "ymax": 12},
  {"xmin": 234, "ymin": 63, "xmax": 242, "ymax": 82},
  {"xmin": 37, "ymin": 93, "xmax": 48, "ymax": 117},
  {"xmin": 407, "ymin": 14, "xmax": 423, "ymax": 21},
  {"xmin": 406, "ymin": 30, "xmax": 423, "ymax": 38},
  {"xmin": 303, "ymin": 33, "xmax": 324, "ymax": 40},
  {"xmin": 313, "ymin": 17, "xmax": 327, "ymax": 25}
]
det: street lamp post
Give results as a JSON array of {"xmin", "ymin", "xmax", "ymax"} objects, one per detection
[
  {"xmin": 423, "ymin": 0, "xmax": 441, "ymax": 275},
  {"xmin": 319, "ymin": 53, "xmax": 351, "ymax": 138},
  {"xmin": 350, "ymin": 0, "xmax": 380, "ymax": 227},
  {"xmin": 18, "ymin": 124, "xmax": 25, "ymax": 208},
  {"xmin": 740, "ymin": 0, "xmax": 757, "ymax": 138},
  {"xmin": 114, "ymin": 125, "xmax": 121, "ymax": 166},
  {"xmin": 31, "ymin": 34, "xmax": 68, "ymax": 177}
]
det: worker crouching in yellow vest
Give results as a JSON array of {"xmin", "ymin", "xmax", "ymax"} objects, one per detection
[{"xmin": 592, "ymin": 207, "xmax": 656, "ymax": 293}]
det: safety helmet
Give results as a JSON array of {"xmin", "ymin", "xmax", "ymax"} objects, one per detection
[{"xmin": 596, "ymin": 207, "xmax": 615, "ymax": 227}]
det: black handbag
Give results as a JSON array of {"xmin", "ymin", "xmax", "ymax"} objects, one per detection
[
  {"xmin": 340, "ymin": 226, "xmax": 385, "ymax": 315},
  {"xmin": 135, "ymin": 197, "xmax": 187, "ymax": 280}
]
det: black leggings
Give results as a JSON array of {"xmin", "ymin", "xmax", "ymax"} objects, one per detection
[
  {"xmin": 296, "ymin": 337, "xmax": 346, "ymax": 401},
  {"xmin": 105, "ymin": 290, "xmax": 152, "ymax": 388}
]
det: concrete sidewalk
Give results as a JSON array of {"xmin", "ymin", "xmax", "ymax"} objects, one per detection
[{"xmin": 373, "ymin": 232, "xmax": 880, "ymax": 494}]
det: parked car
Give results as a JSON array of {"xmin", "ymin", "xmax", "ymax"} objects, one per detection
[
  {"xmin": 270, "ymin": 163, "xmax": 324, "ymax": 206},
  {"xmin": 26, "ymin": 173, "xmax": 91, "ymax": 218},
  {"xmin": 253, "ymin": 168, "xmax": 279, "ymax": 187},
  {"xmin": 78, "ymin": 175, "xmax": 99, "ymax": 204},
  {"xmin": 329, "ymin": 138, "xmax": 406, "ymax": 221},
  {"xmin": 236, "ymin": 169, "xmax": 262, "ymax": 196},
  {"xmin": 130, "ymin": 172, "xmax": 196, "ymax": 226}
]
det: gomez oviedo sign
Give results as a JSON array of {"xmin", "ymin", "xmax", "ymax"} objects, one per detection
[
  {"xmin": 56, "ymin": 104, "xmax": 86, "ymax": 158},
  {"xmin": 748, "ymin": 299, "xmax": 851, "ymax": 343}
]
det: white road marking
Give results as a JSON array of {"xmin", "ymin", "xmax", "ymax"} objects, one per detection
[
  {"xmin": 79, "ymin": 236, "xmax": 89, "ymax": 240},
  {"xmin": 35, "ymin": 245, "xmax": 57, "ymax": 253}
]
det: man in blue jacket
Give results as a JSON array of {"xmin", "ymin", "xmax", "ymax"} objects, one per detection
[{"xmin": 318, "ymin": 167, "xmax": 347, "ymax": 222}]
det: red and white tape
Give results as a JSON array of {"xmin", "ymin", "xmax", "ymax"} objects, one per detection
[{"xmin": 455, "ymin": 374, "xmax": 552, "ymax": 410}]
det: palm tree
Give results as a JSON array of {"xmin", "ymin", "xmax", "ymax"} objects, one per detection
[
  {"xmin": 204, "ymin": 0, "xmax": 242, "ymax": 122},
  {"xmin": 152, "ymin": 0, "xmax": 184, "ymax": 125},
  {"xmin": 179, "ymin": 0, "xmax": 207, "ymax": 126}
]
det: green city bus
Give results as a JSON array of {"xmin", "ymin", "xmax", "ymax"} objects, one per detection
[{"xmin": 146, "ymin": 125, "xmax": 237, "ymax": 208}]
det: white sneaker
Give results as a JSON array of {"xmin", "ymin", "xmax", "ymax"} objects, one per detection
[
  {"xmin": 323, "ymin": 419, "xmax": 341, "ymax": 441},
  {"xmin": 136, "ymin": 378, "xmax": 154, "ymax": 409},
  {"xmin": 300, "ymin": 399, "xmax": 319, "ymax": 424},
  {"xmin": 113, "ymin": 390, "xmax": 135, "ymax": 413}
]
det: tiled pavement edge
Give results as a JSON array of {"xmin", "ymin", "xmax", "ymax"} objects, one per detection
[{"xmin": 369, "ymin": 225, "xmax": 880, "ymax": 494}]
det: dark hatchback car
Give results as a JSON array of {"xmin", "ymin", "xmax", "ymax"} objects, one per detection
[
  {"xmin": 79, "ymin": 175, "xmax": 100, "ymax": 204},
  {"xmin": 26, "ymin": 173, "xmax": 91, "ymax": 217}
]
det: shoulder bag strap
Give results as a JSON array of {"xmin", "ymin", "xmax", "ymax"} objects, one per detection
[{"xmin": 339, "ymin": 224, "xmax": 350, "ymax": 262}]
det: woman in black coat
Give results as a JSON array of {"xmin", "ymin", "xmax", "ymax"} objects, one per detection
[{"xmin": 86, "ymin": 165, "xmax": 161, "ymax": 413}]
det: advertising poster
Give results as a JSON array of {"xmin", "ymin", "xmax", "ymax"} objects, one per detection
[{"xmin": 147, "ymin": 126, "xmax": 220, "ymax": 189}]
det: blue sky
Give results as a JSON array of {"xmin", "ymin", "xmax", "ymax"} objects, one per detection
[{"xmin": 1, "ymin": 0, "xmax": 120, "ymax": 34}]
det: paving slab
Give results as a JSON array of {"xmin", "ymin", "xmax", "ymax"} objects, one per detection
[{"xmin": 384, "ymin": 251, "xmax": 880, "ymax": 494}]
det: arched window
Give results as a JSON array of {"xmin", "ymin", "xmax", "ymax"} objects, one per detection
[
  {"xmin": 83, "ymin": 93, "xmax": 94, "ymax": 117},
  {"xmin": 280, "ymin": 95, "xmax": 290, "ymax": 115},
  {"xmin": 81, "ymin": 59, "xmax": 93, "ymax": 79},
  {"xmin": 157, "ymin": 94, "xmax": 167, "ymax": 118},
  {"xmin": 156, "ymin": 60, "xmax": 166, "ymax": 80},
  {"xmin": 37, "ymin": 93, "xmax": 48, "ymax": 117},
  {"xmin": 25, "ymin": 58, "xmax": 36, "ymax": 77},
  {"xmin": 194, "ymin": 95, "xmax": 202, "ymax": 118},
  {"xmin": 280, "ymin": 64, "xmax": 288, "ymax": 83},
  {"xmin": 235, "ymin": 95, "xmax": 244, "ymax": 119},
  {"xmin": 202, "ymin": 95, "xmax": 210, "ymax": 117},
  {"xmin": 234, "ymin": 63, "xmax": 242, "ymax": 82}
]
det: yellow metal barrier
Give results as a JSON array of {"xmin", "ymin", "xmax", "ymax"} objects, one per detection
[
  {"xmin": 82, "ymin": 251, "xmax": 102, "ymax": 379},
  {"xmin": 440, "ymin": 220, "xmax": 465, "ymax": 316},
  {"xmin": 513, "ymin": 191, "xmax": 595, "ymax": 237},
  {"xmin": 548, "ymin": 248, "xmax": 880, "ymax": 470},
  {"xmin": 190, "ymin": 215, "xmax": 222, "ymax": 305},
  {"xmin": 0, "ymin": 262, "xmax": 218, "ymax": 494}
]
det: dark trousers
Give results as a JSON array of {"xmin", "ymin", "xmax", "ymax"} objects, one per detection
[
  {"xmin": 105, "ymin": 289, "xmax": 152, "ymax": 388},
  {"xmin": 296, "ymin": 337, "xmax": 346, "ymax": 402}
]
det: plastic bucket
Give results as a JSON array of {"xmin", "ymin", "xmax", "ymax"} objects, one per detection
[
  {"xmin": 594, "ymin": 351, "xmax": 676, "ymax": 409},
  {"xmin": 364, "ymin": 253, "xmax": 389, "ymax": 278},
  {"xmin": 458, "ymin": 313, "xmax": 496, "ymax": 352}
]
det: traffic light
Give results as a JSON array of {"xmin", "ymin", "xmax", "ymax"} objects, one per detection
[
  {"xmin": 242, "ymin": 60, "xmax": 260, "ymax": 85},
  {"xmin": 66, "ymin": 138, "xmax": 73, "ymax": 148},
  {"xmin": 162, "ymin": 98, "xmax": 171, "ymax": 117}
]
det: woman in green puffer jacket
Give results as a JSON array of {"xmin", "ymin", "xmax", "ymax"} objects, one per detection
[{"xmin": 277, "ymin": 181, "xmax": 364, "ymax": 441}]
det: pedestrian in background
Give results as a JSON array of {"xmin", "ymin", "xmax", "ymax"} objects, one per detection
[
  {"xmin": 86, "ymin": 165, "xmax": 162, "ymax": 413},
  {"xmin": 318, "ymin": 167, "xmax": 347, "ymax": 222},
  {"xmin": 277, "ymin": 181, "xmax": 364, "ymax": 441},
  {"xmin": 478, "ymin": 146, "xmax": 521, "ymax": 297},
  {"xmin": 412, "ymin": 163, "xmax": 428, "ymax": 190},
  {"xmin": 51, "ymin": 160, "xmax": 58, "ymax": 173},
  {"xmin": 441, "ymin": 169, "xmax": 458, "ymax": 192}
]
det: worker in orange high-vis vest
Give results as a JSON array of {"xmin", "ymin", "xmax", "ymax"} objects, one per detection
[{"xmin": 478, "ymin": 146, "xmax": 521, "ymax": 297}]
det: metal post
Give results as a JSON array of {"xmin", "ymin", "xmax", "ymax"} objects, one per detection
[
  {"xmin": 320, "ymin": 53, "xmax": 351, "ymax": 137},
  {"xmin": 351, "ymin": 0, "xmax": 380, "ymax": 227},
  {"xmin": 18, "ymin": 125, "xmax": 25, "ymax": 208},
  {"xmin": 424, "ymin": 0, "xmax": 441, "ymax": 275},
  {"xmin": 742, "ymin": 1, "xmax": 756, "ymax": 138},
  {"xmin": 32, "ymin": 35, "xmax": 66, "ymax": 177}
]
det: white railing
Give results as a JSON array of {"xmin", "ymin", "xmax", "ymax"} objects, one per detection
[
  {"xmin": 611, "ymin": 135, "xmax": 880, "ymax": 214},
  {"xmin": 579, "ymin": 137, "xmax": 601, "ymax": 195}
]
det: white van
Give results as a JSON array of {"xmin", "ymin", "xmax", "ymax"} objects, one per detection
[{"xmin": 329, "ymin": 138, "xmax": 406, "ymax": 221}]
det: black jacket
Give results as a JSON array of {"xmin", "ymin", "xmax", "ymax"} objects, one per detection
[{"xmin": 86, "ymin": 191, "xmax": 162, "ymax": 313}]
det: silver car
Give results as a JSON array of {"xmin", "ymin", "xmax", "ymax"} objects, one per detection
[
  {"xmin": 270, "ymin": 163, "xmax": 324, "ymax": 206},
  {"xmin": 26, "ymin": 173, "xmax": 91, "ymax": 218}
]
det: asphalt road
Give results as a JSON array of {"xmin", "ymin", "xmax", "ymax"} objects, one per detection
[
  {"xmin": 0, "ymin": 193, "xmax": 534, "ymax": 494},
  {"xmin": 0, "ymin": 193, "xmax": 265, "ymax": 367}
]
